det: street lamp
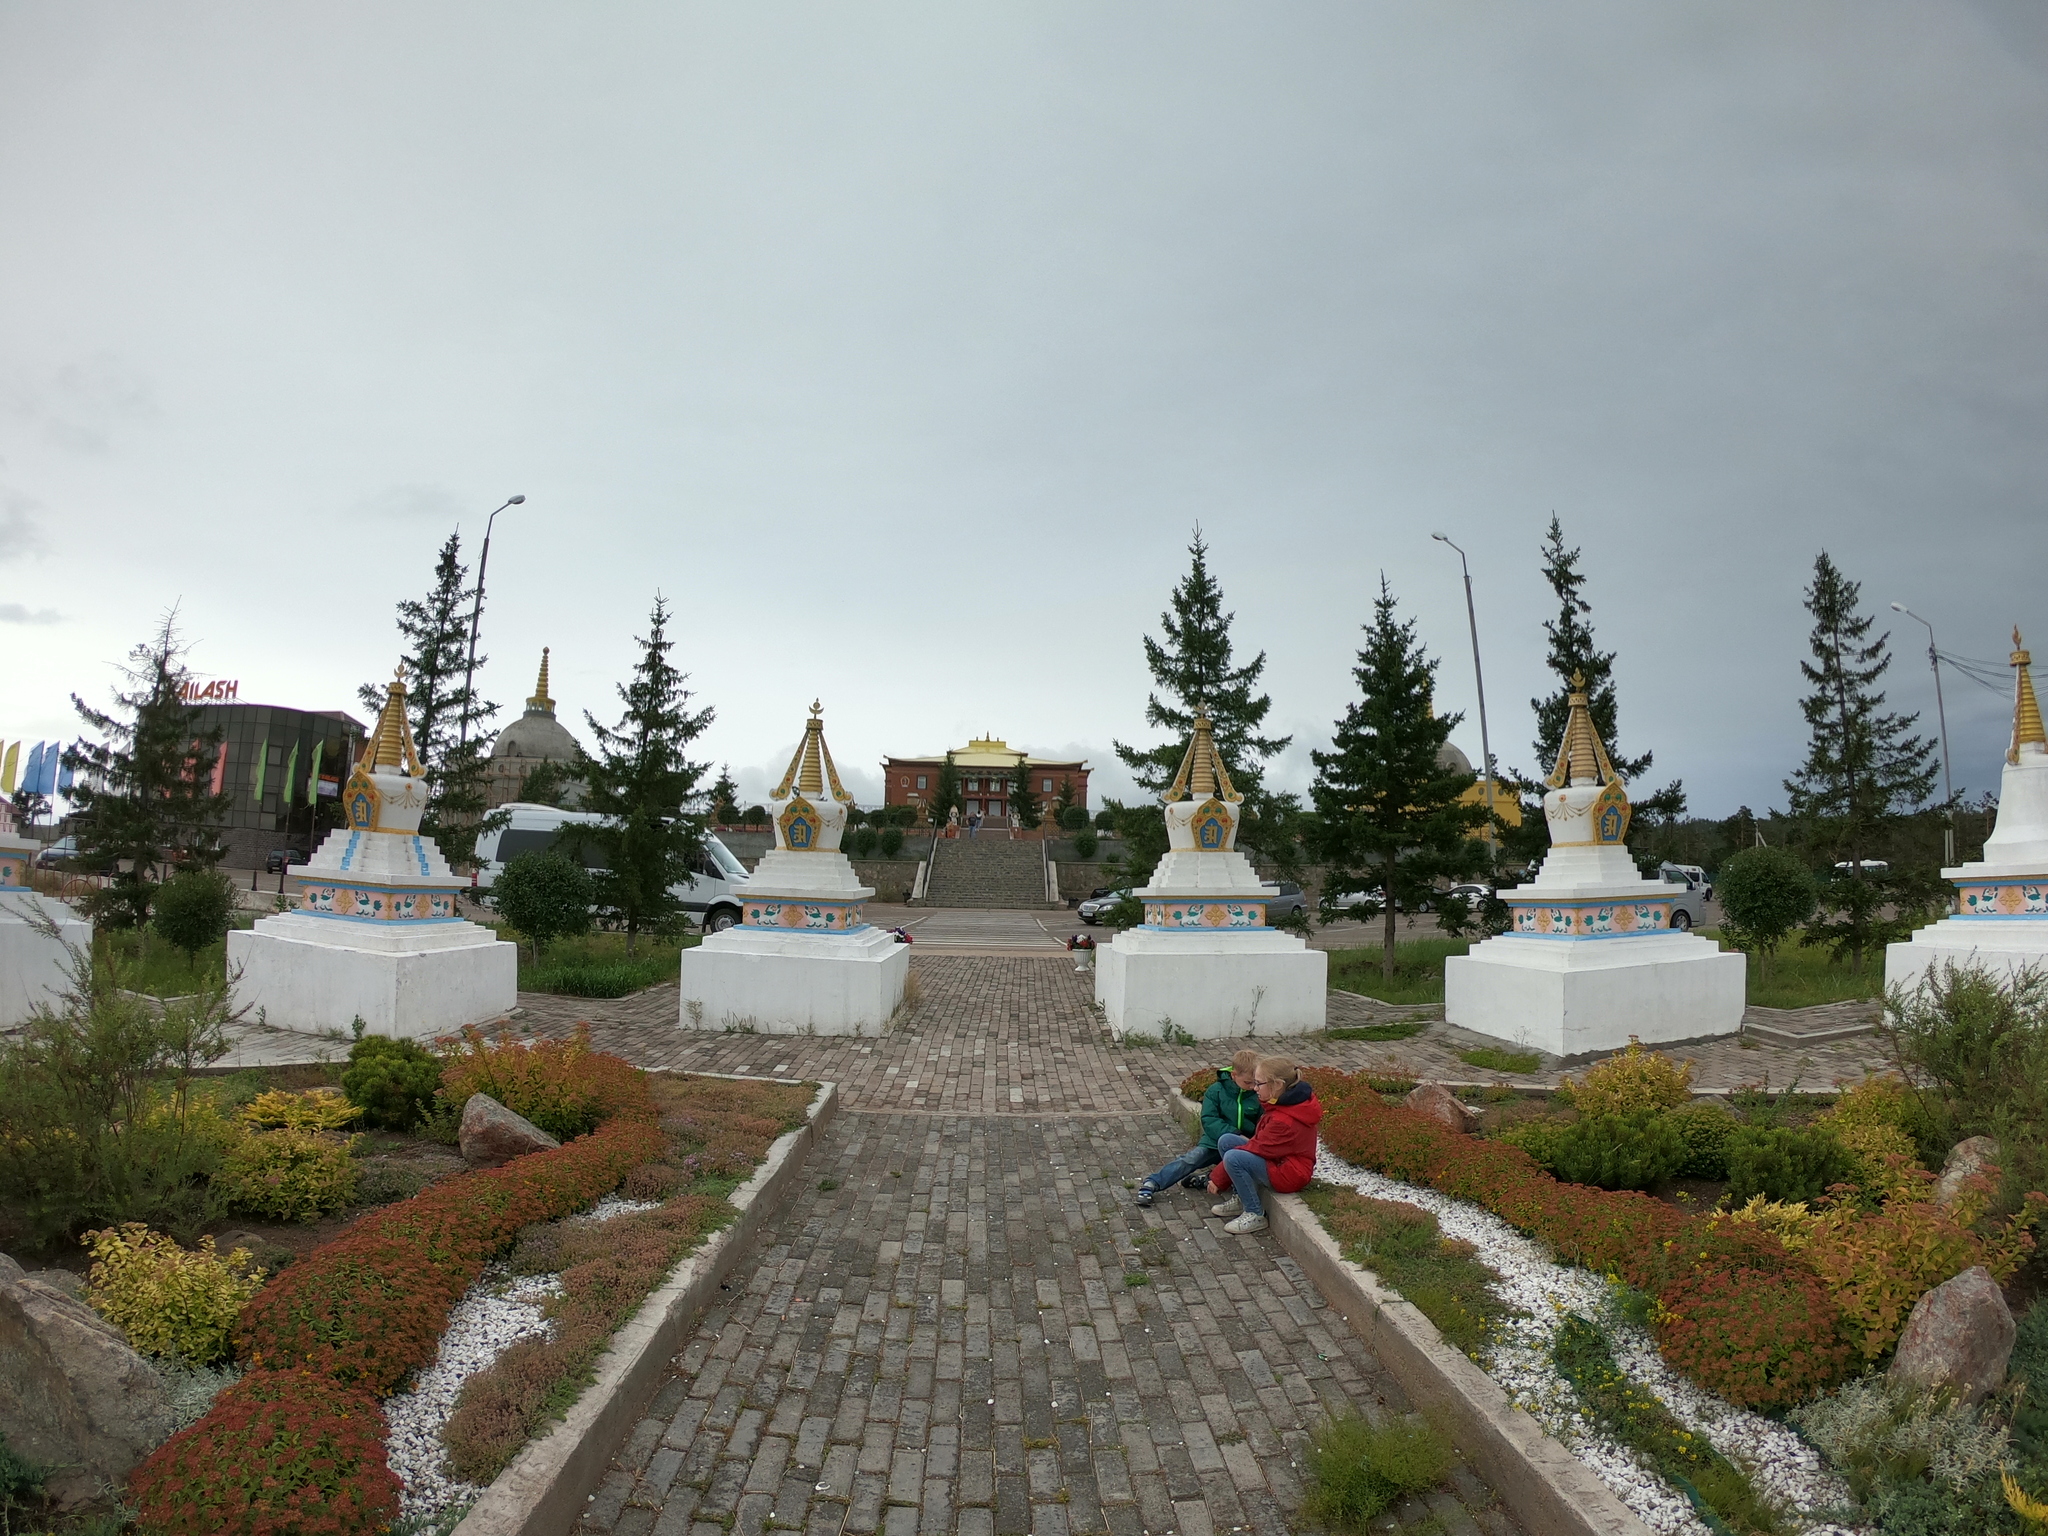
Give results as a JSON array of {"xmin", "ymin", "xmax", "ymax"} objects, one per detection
[
  {"xmin": 1891, "ymin": 601, "xmax": 1955, "ymax": 865},
  {"xmin": 1432, "ymin": 533, "xmax": 1497, "ymax": 855},
  {"xmin": 458, "ymin": 496, "xmax": 525, "ymax": 751}
]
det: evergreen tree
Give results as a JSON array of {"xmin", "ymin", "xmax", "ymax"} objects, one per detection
[
  {"xmin": 360, "ymin": 531, "xmax": 497, "ymax": 866},
  {"xmin": 930, "ymin": 753, "xmax": 962, "ymax": 827},
  {"xmin": 65, "ymin": 610, "xmax": 235, "ymax": 928},
  {"xmin": 709, "ymin": 766, "xmax": 741, "ymax": 826},
  {"xmin": 576, "ymin": 597, "xmax": 714, "ymax": 953},
  {"xmin": 1783, "ymin": 552, "xmax": 1939, "ymax": 969},
  {"xmin": 1008, "ymin": 760, "xmax": 1042, "ymax": 830},
  {"xmin": 1114, "ymin": 529, "xmax": 1298, "ymax": 868},
  {"xmin": 1527, "ymin": 516, "xmax": 1685, "ymax": 823},
  {"xmin": 1310, "ymin": 578, "xmax": 1488, "ymax": 977}
]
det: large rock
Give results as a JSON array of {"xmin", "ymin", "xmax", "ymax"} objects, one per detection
[
  {"xmin": 1935, "ymin": 1136, "xmax": 2001, "ymax": 1205},
  {"xmin": 0, "ymin": 1260, "xmax": 173, "ymax": 1507},
  {"xmin": 1406, "ymin": 1082, "xmax": 1473, "ymax": 1134},
  {"xmin": 459, "ymin": 1092, "xmax": 561, "ymax": 1167},
  {"xmin": 1889, "ymin": 1265, "xmax": 2015, "ymax": 1403}
]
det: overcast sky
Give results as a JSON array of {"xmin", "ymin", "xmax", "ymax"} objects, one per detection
[{"xmin": 3, "ymin": 4, "xmax": 2043, "ymax": 816}]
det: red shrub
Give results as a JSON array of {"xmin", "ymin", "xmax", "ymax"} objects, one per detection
[
  {"xmin": 130, "ymin": 1369, "xmax": 399, "ymax": 1536},
  {"xmin": 1654, "ymin": 1261, "xmax": 1853, "ymax": 1408}
]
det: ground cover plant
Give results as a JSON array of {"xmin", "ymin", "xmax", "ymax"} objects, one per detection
[
  {"xmin": 1297, "ymin": 1184, "xmax": 1511, "ymax": 1354},
  {"xmin": 1324, "ymin": 936, "xmax": 1467, "ymax": 1004},
  {"xmin": 1299, "ymin": 1410, "xmax": 1452, "ymax": 1531},
  {"xmin": 1322, "ymin": 1019, "xmax": 1427, "ymax": 1042},
  {"xmin": 509, "ymin": 929, "xmax": 697, "ymax": 998}
]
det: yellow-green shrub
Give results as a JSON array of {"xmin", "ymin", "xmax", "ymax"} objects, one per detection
[
  {"xmin": 1559, "ymin": 1037, "xmax": 1695, "ymax": 1118},
  {"xmin": 240, "ymin": 1088, "xmax": 361, "ymax": 1132},
  {"xmin": 83, "ymin": 1223, "xmax": 264, "ymax": 1365},
  {"xmin": 217, "ymin": 1127, "xmax": 360, "ymax": 1221},
  {"xmin": 1833, "ymin": 1122, "xmax": 1923, "ymax": 1199}
]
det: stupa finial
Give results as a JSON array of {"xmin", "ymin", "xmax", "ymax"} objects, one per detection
[
  {"xmin": 1164, "ymin": 706, "xmax": 1241, "ymax": 805},
  {"xmin": 1545, "ymin": 670, "xmax": 1619, "ymax": 789},
  {"xmin": 528, "ymin": 648, "xmax": 555, "ymax": 715},
  {"xmin": 772, "ymin": 701, "xmax": 852, "ymax": 805},
  {"xmin": 2011, "ymin": 627, "xmax": 2046, "ymax": 765},
  {"xmin": 367, "ymin": 668, "xmax": 423, "ymax": 777}
]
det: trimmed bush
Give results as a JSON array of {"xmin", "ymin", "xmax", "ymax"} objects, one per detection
[
  {"xmin": 490, "ymin": 850, "xmax": 595, "ymax": 957},
  {"xmin": 878, "ymin": 827, "xmax": 904, "ymax": 858},
  {"xmin": 1559, "ymin": 1037, "xmax": 1693, "ymax": 1118},
  {"xmin": 1540, "ymin": 1112, "xmax": 1687, "ymax": 1192},
  {"xmin": 439, "ymin": 1023, "xmax": 637, "ymax": 1139},
  {"xmin": 1073, "ymin": 828, "xmax": 1098, "ymax": 859},
  {"xmin": 128, "ymin": 1369, "xmax": 400, "ymax": 1536},
  {"xmin": 850, "ymin": 826, "xmax": 878, "ymax": 858},
  {"xmin": 83, "ymin": 1224, "xmax": 265, "ymax": 1366},
  {"xmin": 340, "ymin": 1035, "xmax": 442, "ymax": 1132},
  {"xmin": 216, "ymin": 1128, "xmax": 360, "ymax": 1222},
  {"xmin": 1725, "ymin": 1124, "xmax": 1859, "ymax": 1205},
  {"xmin": 1666, "ymin": 1101, "xmax": 1739, "ymax": 1180}
]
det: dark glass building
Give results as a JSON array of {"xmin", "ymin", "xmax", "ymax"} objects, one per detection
[{"xmin": 201, "ymin": 702, "xmax": 367, "ymax": 868}]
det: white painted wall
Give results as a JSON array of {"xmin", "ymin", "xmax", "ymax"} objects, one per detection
[
  {"xmin": 679, "ymin": 926, "xmax": 909, "ymax": 1036},
  {"xmin": 1445, "ymin": 933, "xmax": 1744, "ymax": 1057}
]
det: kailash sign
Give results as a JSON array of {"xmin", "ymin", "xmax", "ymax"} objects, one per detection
[{"xmin": 178, "ymin": 678, "xmax": 240, "ymax": 704}]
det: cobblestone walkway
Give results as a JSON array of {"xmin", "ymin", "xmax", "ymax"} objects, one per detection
[{"xmin": 574, "ymin": 1111, "xmax": 1521, "ymax": 1536}]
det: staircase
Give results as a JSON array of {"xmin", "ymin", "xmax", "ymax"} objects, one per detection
[{"xmin": 922, "ymin": 837, "xmax": 1057, "ymax": 908}]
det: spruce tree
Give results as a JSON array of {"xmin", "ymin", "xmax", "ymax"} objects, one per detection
[
  {"xmin": 65, "ymin": 609, "xmax": 235, "ymax": 927},
  {"xmin": 709, "ymin": 766, "xmax": 741, "ymax": 826},
  {"xmin": 1527, "ymin": 516, "xmax": 1684, "ymax": 823},
  {"xmin": 1008, "ymin": 760, "xmax": 1042, "ymax": 830},
  {"xmin": 360, "ymin": 531, "xmax": 497, "ymax": 865},
  {"xmin": 1783, "ymin": 552, "xmax": 1939, "ymax": 969},
  {"xmin": 1114, "ymin": 529, "xmax": 1297, "ymax": 866},
  {"xmin": 931, "ymin": 753, "xmax": 962, "ymax": 827},
  {"xmin": 1310, "ymin": 578, "xmax": 1488, "ymax": 977}
]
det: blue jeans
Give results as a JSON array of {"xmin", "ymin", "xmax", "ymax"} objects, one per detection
[
  {"xmin": 1217, "ymin": 1132, "xmax": 1273, "ymax": 1218},
  {"xmin": 1143, "ymin": 1145, "xmax": 1220, "ymax": 1191}
]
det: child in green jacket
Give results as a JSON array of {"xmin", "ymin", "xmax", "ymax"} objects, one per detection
[{"xmin": 1134, "ymin": 1049, "xmax": 1263, "ymax": 1208}]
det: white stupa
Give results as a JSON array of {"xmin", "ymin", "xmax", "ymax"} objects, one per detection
[
  {"xmin": 678, "ymin": 702, "xmax": 908, "ymax": 1035},
  {"xmin": 226, "ymin": 670, "xmax": 517, "ymax": 1040},
  {"xmin": 0, "ymin": 800, "xmax": 91, "ymax": 1026},
  {"xmin": 1094, "ymin": 711, "xmax": 1327, "ymax": 1039},
  {"xmin": 1887, "ymin": 628, "xmax": 2048, "ymax": 993},
  {"xmin": 1445, "ymin": 673, "xmax": 1743, "ymax": 1057}
]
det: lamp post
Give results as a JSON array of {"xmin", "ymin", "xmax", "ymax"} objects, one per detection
[
  {"xmin": 458, "ymin": 496, "xmax": 525, "ymax": 751},
  {"xmin": 1891, "ymin": 601, "xmax": 1955, "ymax": 865},
  {"xmin": 1432, "ymin": 533, "xmax": 1497, "ymax": 857}
]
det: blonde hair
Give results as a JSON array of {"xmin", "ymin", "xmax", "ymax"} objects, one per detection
[
  {"xmin": 1257, "ymin": 1055, "xmax": 1300, "ymax": 1087},
  {"xmin": 1230, "ymin": 1049, "xmax": 1262, "ymax": 1075}
]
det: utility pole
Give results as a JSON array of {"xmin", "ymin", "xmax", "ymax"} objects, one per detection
[
  {"xmin": 1891, "ymin": 602, "xmax": 1955, "ymax": 865},
  {"xmin": 1432, "ymin": 533, "xmax": 1497, "ymax": 863},
  {"xmin": 459, "ymin": 496, "xmax": 525, "ymax": 751}
]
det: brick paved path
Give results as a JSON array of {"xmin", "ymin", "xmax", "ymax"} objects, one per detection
[{"xmin": 575, "ymin": 1111, "xmax": 1520, "ymax": 1536}]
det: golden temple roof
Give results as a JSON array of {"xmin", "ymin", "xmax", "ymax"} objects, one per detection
[
  {"xmin": 366, "ymin": 669, "xmax": 423, "ymax": 777},
  {"xmin": 773, "ymin": 701, "xmax": 853, "ymax": 804},
  {"xmin": 2012, "ymin": 628, "xmax": 2046, "ymax": 764},
  {"xmin": 1164, "ymin": 710, "xmax": 1242, "ymax": 804},
  {"xmin": 528, "ymin": 648, "xmax": 555, "ymax": 715},
  {"xmin": 1544, "ymin": 671, "xmax": 1620, "ymax": 789}
]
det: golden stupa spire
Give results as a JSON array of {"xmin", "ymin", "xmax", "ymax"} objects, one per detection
[
  {"xmin": 528, "ymin": 648, "xmax": 555, "ymax": 714},
  {"xmin": 1545, "ymin": 671, "xmax": 1619, "ymax": 789},
  {"xmin": 2011, "ymin": 627, "xmax": 2046, "ymax": 765},
  {"xmin": 1164, "ymin": 708, "xmax": 1242, "ymax": 804},
  {"xmin": 367, "ymin": 668, "xmax": 423, "ymax": 777},
  {"xmin": 772, "ymin": 701, "xmax": 853, "ymax": 804}
]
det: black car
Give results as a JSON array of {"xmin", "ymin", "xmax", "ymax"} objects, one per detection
[{"xmin": 265, "ymin": 848, "xmax": 311, "ymax": 873}]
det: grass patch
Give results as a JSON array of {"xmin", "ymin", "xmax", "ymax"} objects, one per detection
[
  {"xmin": 95, "ymin": 925, "xmax": 250, "ymax": 998},
  {"xmin": 1123, "ymin": 1272, "xmax": 1149, "ymax": 1286},
  {"xmin": 1704, "ymin": 930, "xmax": 1883, "ymax": 1010},
  {"xmin": 1300, "ymin": 1183, "xmax": 1513, "ymax": 1355},
  {"xmin": 1326, "ymin": 938, "xmax": 1469, "ymax": 1005},
  {"xmin": 1456, "ymin": 1046, "xmax": 1541, "ymax": 1075},
  {"xmin": 1326, "ymin": 1021, "xmax": 1427, "ymax": 1042},
  {"xmin": 1300, "ymin": 1410, "xmax": 1452, "ymax": 1530},
  {"xmin": 515, "ymin": 931, "xmax": 700, "ymax": 997}
]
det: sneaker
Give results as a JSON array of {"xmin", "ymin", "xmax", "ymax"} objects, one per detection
[
  {"xmin": 1181, "ymin": 1168, "xmax": 1212, "ymax": 1192},
  {"xmin": 1223, "ymin": 1212, "xmax": 1269, "ymax": 1235},
  {"xmin": 1210, "ymin": 1195, "xmax": 1242, "ymax": 1218},
  {"xmin": 1133, "ymin": 1184, "xmax": 1155, "ymax": 1208}
]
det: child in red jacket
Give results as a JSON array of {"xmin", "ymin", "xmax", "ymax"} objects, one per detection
[{"xmin": 1208, "ymin": 1056, "xmax": 1322, "ymax": 1235}]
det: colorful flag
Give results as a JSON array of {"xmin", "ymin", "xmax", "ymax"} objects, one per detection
[
  {"xmin": 283, "ymin": 743, "xmax": 299, "ymax": 808},
  {"xmin": 21, "ymin": 744, "xmax": 42, "ymax": 797},
  {"xmin": 57, "ymin": 760, "xmax": 73, "ymax": 794},
  {"xmin": 306, "ymin": 740, "xmax": 323, "ymax": 804},
  {"xmin": 36, "ymin": 743, "xmax": 59, "ymax": 796},
  {"xmin": 209, "ymin": 743, "xmax": 227, "ymax": 796},
  {"xmin": 252, "ymin": 737, "xmax": 269, "ymax": 802},
  {"xmin": 1, "ymin": 742, "xmax": 17, "ymax": 795}
]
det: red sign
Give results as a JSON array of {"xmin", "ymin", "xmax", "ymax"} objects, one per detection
[{"xmin": 178, "ymin": 679, "xmax": 240, "ymax": 704}]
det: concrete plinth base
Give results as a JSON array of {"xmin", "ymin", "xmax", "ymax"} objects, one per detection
[
  {"xmin": 226, "ymin": 914, "xmax": 517, "ymax": 1040},
  {"xmin": 678, "ymin": 926, "xmax": 909, "ymax": 1036},
  {"xmin": 1886, "ymin": 920, "xmax": 2048, "ymax": 996},
  {"xmin": 0, "ymin": 893, "xmax": 92, "ymax": 1026},
  {"xmin": 1445, "ymin": 933, "xmax": 1744, "ymax": 1058},
  {"xmin": 1095, "ymin": 929, "xmax": 1327, "ymax": 1040}
]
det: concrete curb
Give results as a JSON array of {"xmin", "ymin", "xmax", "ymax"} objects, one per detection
[
  {"xmin": 1167, "ymin": 1092, "xmax": 1652, "ymax": 1536},
  {"xmin": 452, "ymin": 1076, "xmax": 840, "ymax": 1536}
]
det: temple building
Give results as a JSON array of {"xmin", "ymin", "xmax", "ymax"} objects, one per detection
[
  {"xmin": 880, "ymin": 738, "xmax": 1089, "ymax": 826},
  {"xmin": 487, "ymin": 649, "xmax": 585, "ymax": 808},
  {"xmin": 1437, "ymin": 740, "xmax": 1522, "ymax": 840}
]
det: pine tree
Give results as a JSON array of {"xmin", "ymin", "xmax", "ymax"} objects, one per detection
[
  {"xmin": 1527, "ymin": 516, "xmax": 1684, "ymax": 824},
  {"xmin": 65, "ymin": 609, "xmax": 235, "ymax": 927},
  {"xmin": 1784, "ymin": 553, "xmax": 1939, "ymax": 969},
  {"xmin": 1008, "ymin": 760, "xmax": 1042, "ymax": 830},
  {"xmin": 1114, "ymin": 529, "xmax": 1297, "ymax": 866},
  {"xmin": 1310, "ymin": 578, "xmax": 1488, "ymax": 977},
  {"xmin": 709, "ymin": 766, "xmax": 741, "ymax": 826},
  {"xmin": 361, "ymin": 532, "xmax": 498, "ymax": 865},
  {"xmin": 931, "ymin": 753, "xmax": 962, "ymax": 827},
  {"xmin": 576, "ymin": 596, "xmax": 714, "ymax": 952}
]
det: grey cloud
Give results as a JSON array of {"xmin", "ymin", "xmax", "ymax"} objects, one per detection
[
  {"xmin": 0, "ymin": 604, "xmax": 61, "ymax": 625},
  {"xmin": 0, "ymin": 493, "xmax": 43, "ymax": 561}
]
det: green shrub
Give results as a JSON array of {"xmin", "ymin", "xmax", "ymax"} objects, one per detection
[
  {"xmin": 850, "ymin": 826, "xmax": 879, "ymax": 858},
  {"xmin": 0, "ymin": 1431, "xmax": 45, "ymax": 1525},
  {"xmin": 342, "ymin": 1035, "xmax": 442, "ymax": 1131},
  {"xmin": 1725, "ymin": 1124, "xmax": 1858, "ymax": 1205},
  {"xmin": 216, "ymin": 1127, "xmax": 360, "ymax": 1221},
  {"xmin": 1791, "ymin": 1372, "xmax": 2017, "ymax": 1533},
  {"xmin": 1301, "ymin": 1410, "xmax": 1450, "ymax": 1529},
  {"xmin": 152, "ymin": 867, "xmax": 239, "ymax": 962},
  {"xmin": 491, "ymin": 850, "xmax": 595, "ymax": 957},
  {"xmin": 1666, "ymin": 1101, "xmax": 1738, "ymax": 1180},
  {"xmin": 1073, "ymin": 828, "xmax": 1098, "ymax": 859},
  {"xmin": 1497, "ymin": 1116, "xmax": 1569, "ymax": 1168},
  {"xmin": 1559, "ymin": 1038, "xmax": 1694, "ymax": 1117},
  {"xmin": 1716, "ymin": 845, "xmax": 1819, "ymax": 969},
  {"xmin": 1457, "ymin": 1046, "xmax": 1539, "ymax": 1074},
  {"xmin": 1540, "ymin": 1112, "xmax": 1687, "ymax": 1192},
  {"xmin": 878, "ymin": 827, "xmax": 904, "ymax": 858},
  {"xmin": 82, "ymin": 1224, "xmax": 263, "ymax": 1366}
]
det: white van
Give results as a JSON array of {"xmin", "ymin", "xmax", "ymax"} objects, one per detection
[{"xmin": 474, "ymin": 803, "xmax": 752, "ymax": 930}]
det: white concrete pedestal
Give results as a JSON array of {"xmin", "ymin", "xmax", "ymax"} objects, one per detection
[
  {"xmin": 1885, "ymin": 918, "xmax": 2048, "ymax": 997},
  {"xmin": 1444, "ymin": 932, "xmax": 1744, "ymax": 1058},
  {"xmin": 0, "ymin": 892, "xmax": 92, "ymax": 1026},
  {"xmin": 1095, "ymin": 929, "xmax": 1327, "ymax": 1040},
  {"xmin": 226, "ymin": 913, "xmax": 517, "ymax": 1041},
  {"xmin": 678, "ymin": 926, "xmax": 909, "ymax": 1036}
]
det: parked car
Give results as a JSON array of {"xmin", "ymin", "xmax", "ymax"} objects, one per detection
[
  {"xmin": 265, "ymin": 847, "xmax": 311, "ymax": 873},
  {"xmin": 472, "ymin": 802, "xmax": 753, "ymax": 931},
  {"xmin": 1078, "ymin": 889, "xmax": 1131, "ymax": 925},
  {"xmin": 1442, "ymin": 882, "xmax": 1494, "ymax": 904},
  {"xmin": 1658, "ymin": 866, "xmax": 1710, "ymax": 931},
  {"xmin": 1262, "ymin": 881, "xmax": 1307, "ymax": 920},
  {"xmin": 1324, "ymin": 886, "xmax": 1432, "ymax": 917},
  {"xmin": 34, "ymin": 836, "xmax": 115, "ymax": 873},
  {"xmin": 1657, "ymin": 862, "xmax": 1712, "ymax": 901}
]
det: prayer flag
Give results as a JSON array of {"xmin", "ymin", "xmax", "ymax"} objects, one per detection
[
  {"xmin": 252, "ymin": 737, "xmax": 268, "ymax": 802},
  {"xmin": 57, "ymin": 761, "xmax": 73, "ymax": 793},
  {"xmin": 37, "ymin": 744, "xmax": 59, "ymax": 796},
  {"xmin": 209, "ymin": 743, "xmax": 226, "ymax": 796},
  {"xmin": 1, "ymin": 742, "xmax": 17, "ymax": 795},
  {"xmin": 283, "ymin": 743, "xmax": 299, "ymax": 808},
  {"xmin": 306, "ymin": 741, "xmax": 323, "ymax": 804},
  {"xmin": 21, "ymin": 744, "xmax": 42, "ymax": 796}
]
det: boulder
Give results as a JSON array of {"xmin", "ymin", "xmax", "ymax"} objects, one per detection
[
  {"xmin": 1889, "ymin": 1265, "xmax": 2015, "ymax": 1403},
  {"xmin": 459, "ymin": 1092, "xmax": 561, "ymax": 1167},
  {"xmin": 26, "ymin": 1269, "xmax": 85, "ymax": 1299},
  {"xmin": 1935, "ymin": 1136, "xmax": 2001, "ymax": 1205},
  {"xmin": 1406, "ymin": 1082, "xmax": 1473, "ymax": 1134},
  {"xmin": 0, "ymin": 1263, "xmax": 173, "ymax": 1507}
]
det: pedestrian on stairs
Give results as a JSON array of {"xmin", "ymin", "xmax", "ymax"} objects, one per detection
[
  {"xmin": 1207, "ymin": 1057, "xmax": 1322, "ymax": 1235},
  {"xmin": 1132, "ymin": 1050, "xmax": 1261, "ymax": 1208}
]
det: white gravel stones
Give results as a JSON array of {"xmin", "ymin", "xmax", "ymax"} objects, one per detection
[
  {"xmin": 384, "ymin": 1266, "xmax": 562, "ymax": 1519},
  {"xmin": 576, "ymin": 1195, "xmax": 663, "ymax": 1223},
  {"xmin": 1313, "ymin": 1146, "xmax": 1864, "ymax": 1536}
]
